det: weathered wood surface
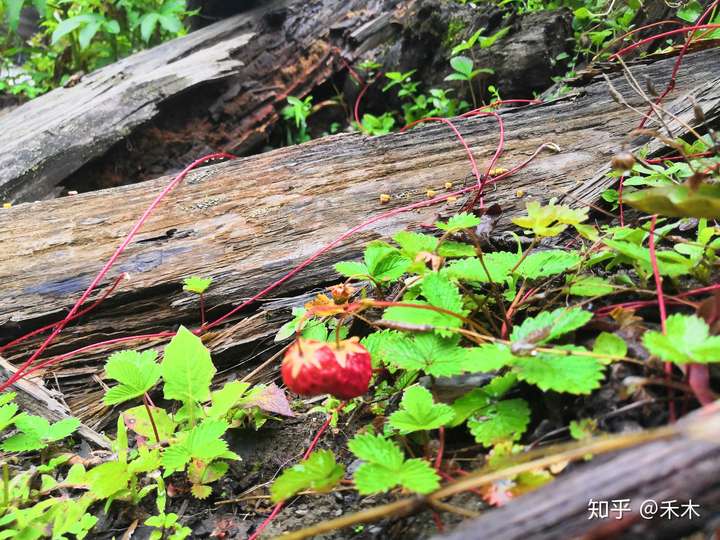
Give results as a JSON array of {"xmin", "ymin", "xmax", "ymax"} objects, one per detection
[
  {"xmin": 0, "ymin": 49, "xmax": 718, "ymax": 426},
  {"xmin": 434, "ymin": 404, "xmax": 720, "ymax": 540},
  {"xmin": 0, "ymin": 355, "xmax": 109, "ymax": 448},
  {"xmin": 0, "ymin": 0, "xmax": 405, "ymax": 203}
]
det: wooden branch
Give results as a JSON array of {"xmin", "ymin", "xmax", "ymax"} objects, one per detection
[
  {"xmin": 433, "ymin": 405, "xmax": 720, "ymax": 540},
  {"xmin": 0, "ymin": 49, "xmax": 718, "ymax": 426},
  {"xmin": 0, "ymin": 0, "xmax": 407, "ymax": 203}
]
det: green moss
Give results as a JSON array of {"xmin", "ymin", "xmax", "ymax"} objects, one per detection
[{"xmin": 444, "ymin": 19, "xmax": 467, "ymax": 49}]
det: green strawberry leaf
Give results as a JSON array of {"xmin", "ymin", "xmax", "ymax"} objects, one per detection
[
  {"xmin": 642, "ymin": 314, "xmax": 720, "ymax": 364},
  {"xmin": 270, "ymin": 450, "xmax": 344, "ymax": 502},
  {"xmin": 388, "ymin": 386, "xmax": 455, "ymax": 434},
  {"xmin": 104, "ymin": 349, "xmax": 161, "ymax": 405},
  {"xmin": 467, "ymin": 398, "xmax": 531, "ymax": 447}
]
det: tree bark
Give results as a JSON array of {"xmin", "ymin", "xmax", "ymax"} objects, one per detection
[
  {"xmin": 0, "ymin": 49, "xmax": 718, "ymax": 427},
  {"xmin": 0, "ymin": 0, "xmax": 406, "ymax": 203}
]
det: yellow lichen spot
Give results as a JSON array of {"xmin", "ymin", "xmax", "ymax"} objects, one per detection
[
  {"xmin": 490, "ymin": 167, "xmax": 509, "ymax": 176},
  {"xmin": 426, "ymin": 189, "xmax": 438, "ymax": 198},
  {"xmin": 515, "ymin": 189, "xmax": 525, "ymax": 198},
  {"xmin": 447, "ymin": 196, "xmax": 458, "ymax": 203},
  {"xmin": 379, "ymin": 193, "xmax": 391, "ymax": 203},
  {"xmin": 444, "ymin": 182, "xmax": 453, "ymax": 189},
  {"xmin": 2, "ymin": 203, "xmax": 11, "ymax": 209}
]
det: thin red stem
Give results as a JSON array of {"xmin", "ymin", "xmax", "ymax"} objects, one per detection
[
  {"xmin": 434, "ymin": 426, "xmax": 445, "ymax": 471},
  {"xmin": 648, "ymin": 214, "xmax": 675, "ymax": 422},
  {"xmin": 143, "ymin": 393, "xmax": 160, "ymax": 444},
  {"xmin": 0, "ymin": 273, "xmax": 127, "ymax": 354}
]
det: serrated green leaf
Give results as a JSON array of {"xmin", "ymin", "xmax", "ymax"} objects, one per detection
[
  {"xmin": 45, "ymin": 417, "xmax": 80, "ymax": 442},
  {"xmin": 444, "ymin": 253, "xmax": 517, "ymax": 283},
  {"xmin": 511, "ymin": 347, "xmax": 605, "ymax": 394},
  {"xmin": 454, "ymin": 344, "xmax": 514, "ymax": 373},
  {"xmin": 206, "ymin": 381, "xmax": 251, "ymax": 419},
  {"xmin": 161, "ymin": 419, "xmax": 234, "ymax": 475},
  {"xmin": 388, "ymin": 386, "xmax": 455, "ymax": 434},
  {"xmin": 512, "ymin": 200, "xmax": 588, "ymax": 237},
  {"xmin": 593, "ymin": 332, "xmax": 627, "ymax": 361},
  {"xmin": 334, "ymin": 261, "xmax": 369, "ymax": 278},
  {"xmin": 86, "ymin": 461, "xmax": 131, "ymax": 499},
  {"xmin": 104, "ymin": 349, "xmax": 161, "ymax": 405},
  {"xmin": 161, "ymin": 326, "xmax": 215, "ymax": 407},
  {"xmin": 361, "ymin": 330, "xmax": 405, "ymax": 368},
  {"xmin": 448, "ymin": 388, "xmax": 490, "ymax": 428},
  {"xmin": 348, "ymin": 433, "xmax": 404, "ymax": 469},
  {"xmin": 270, "ymin": 450, "xmax": 344, "ymax": 502},
  {"xmin": 568, "ymin": 276, "xmax": 615, "ymax": 297},
  {"xmin": 381, "ymin": 333, "xmax": 465, "ymax": 377},
  {"xmin": 511, "ymin": 307, "xmax": 592, "ymax": 346},
  {"xmin": 353, "ymin": 463, "xmax": 402, "ymax": 494},
  {"xmin": 517, "ymin": 250, "xmax": 580, "ymax": 279},
  {"xmin": 0, "ymin": 392, "xmax": 16, "ymax": 406},
  {"xmin": 437, "ymin": 241, "xmax": 476, "ymax": 258},
  {"xmin": 397, "ymin": 459, "xmax": 440, "ymax": 493},
  {"xmin": 393, "ymin": 231, "xmax": 438, "ymax": 258},
  {"xmin": 642, "ymin": 314, "xmax": 720, "ymax": 364},
  {"xmin": 435, "ymin": 212, "xmax": 481, "ymax": 232},
  {"xmin": 467, "ymin": 398, "xmax": 531, "ymax": 446},
  {"xmin": 183, "ymin": 276, "xmax": 212, "ymax": 294}
]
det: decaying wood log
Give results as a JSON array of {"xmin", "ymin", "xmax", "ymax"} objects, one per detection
[
  {"xmin": 0, "ymin": 49, "xmax": 718, "ymax": 427},
  {"xmin": 0, "ymin": 0, "xmax": 407, "ymax": 203},
  {"xmin": 0, "ymin": 355, "xmax": 109, "ymax": 448},
  {"xmin": 434, "ymin": 404, "xmax": 720, "ymax": 540}
]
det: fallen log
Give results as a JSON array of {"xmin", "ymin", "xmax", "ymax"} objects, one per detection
[
  {"xmin": 0, "ymin": 49, "xmax": 718, "ymax": 427},
  {"xmin": 433, "ymin": 404, "xmax": 720, "ymax": 540},
  {"xmin": 0, "ymin": 0, "xmax": 407, "ymax": 203}
]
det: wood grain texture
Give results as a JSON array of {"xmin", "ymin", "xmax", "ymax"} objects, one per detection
[
  {"xmin": 0, "ymin": 49, "xmax": 718, "ymax": 424},
  {"xmin": 433, "ymin": 406, "xmax": 720, "ymax": 540},
  {"xmin": 0, "ymin": 0, "xmax": 405, "ymax": 202}
]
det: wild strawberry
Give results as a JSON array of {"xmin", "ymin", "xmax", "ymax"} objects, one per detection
[{"xmin": 281, "ymin": 338, "xmax": 372, "ymax": 399}]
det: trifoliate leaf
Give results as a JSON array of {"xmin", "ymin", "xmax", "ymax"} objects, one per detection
[
  {"xmin": 444, "ymin": 252, "xmax": 517, "ymax": 283},
  {"xmin": 349, "ymin": 434, "xmax": 439, "ymax": 495},
  {"xmin": 380, "ymin": 333, "xmax": 465, "ymax": 377},
  {"xmin": 86, "ymin": 461, "xmax": 131, "ymax": 499},
  {"xmin": 270, "ymin": 450, "xmax": 345, "ymax": 502},
  {"xmin": 420, "ymin": 271, "xmax": 466, "ymax": 336},
  {"xmin": 512, "ymin": 200, "xmax": 588, "ymax": 237},
  {"xmin": 593, "ymin": 332, "xmax": 627, "ymax": 362},
  {"xmin": 511, "ymin": 347, "xmax": 605, "ymax": 394},
  {"xmin": 161, "ymin": 326, "xmax": 216, "ymax": 406},
  {"xmin": 642, "ymin": 314, "xmax": 720, "ymax": 364},
  {"xmin": 467, "ymin": 398, "xmax": 531, "ymax": 447},
  {"xmin": 1, "ymin": 414, "xmax": 79, "ymax": 452},
  {"xmin": 516, "ymin": 250, "xmax": 580, "ymax": 279},
  {"xmin": 128, "ymin": 447, "xmax": 162, "ymax": 474},
  {"xmin": 435, "ymin": 212, "xmax": 481, "ymax": 232},
  {"xmin": 161, "ymin": 419, "xmax": 235, "ymax": 474},
  {"xmin": 183, "ymin": 276, "xmax": 212, "ymax": 294},
  {"xmin": 511, "ymin": 307, "xmax": 592, "ymax": 346},
  {"xmin": 103, "ymin": 349, "xmax": 161, "ymax": 405},
  {"xmin": 567, "ymin": 276, "xmax": 615, "ymax": 297},
  {"xmin": 388, "ymin": 386, "xmax": 455, "ymax": 434}
]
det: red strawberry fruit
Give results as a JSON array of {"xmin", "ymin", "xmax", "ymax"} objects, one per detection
[{"xmin": 281, "ymin": 338, "xmax": 372, "ymax": 399}]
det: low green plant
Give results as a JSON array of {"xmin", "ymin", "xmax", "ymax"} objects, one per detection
[{"xmin": 282, "ymin": 95, "xmax": 314, "ymax": 144}]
